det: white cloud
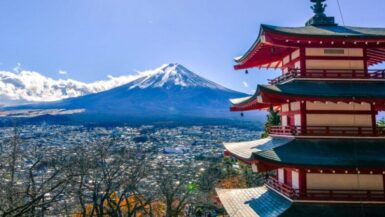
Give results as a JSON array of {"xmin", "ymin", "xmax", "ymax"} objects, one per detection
[
  {"xmin": 58, "ymin": 70, "xmax": 68, "ymax": 75},
  {"xmin": 0, "ymin": 69, "xmax": 140, "ymax": 105},
  {"xmin": 13, "ymin": 63, "xmax": 22, "ymax": 73},
  {"xmin": 242, "ymin": 81, "xmax": 249, "ymax": 88}
]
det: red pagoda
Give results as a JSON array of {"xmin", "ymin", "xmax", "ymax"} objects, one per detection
[{"xmin": 216, "ymin": 0, "xmax": 385, "ymax": 216}]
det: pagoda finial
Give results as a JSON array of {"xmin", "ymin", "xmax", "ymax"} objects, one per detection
[
  {"xmin": 311, "ymin": 0, "xmax": 327, "ymax": 16},
  {"xmin": 306, "ymin": 0, "xmax": 337, "ymax": 26}
]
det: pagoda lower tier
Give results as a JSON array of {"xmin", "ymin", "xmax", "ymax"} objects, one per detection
[
  {"xmin": 216, "ymin": 186, "xmax": 385, "ymax": 217},
  {"xmin": 224, "ymin": 137, "xmax": 385, "ymax": 203},
  {"xmin": 230, "ymin": 80, "xmax": 385, "ymax": 112}
]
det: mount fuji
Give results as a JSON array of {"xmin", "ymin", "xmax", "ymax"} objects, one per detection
[{"xmin": 2, "ymin": 64, "xmax": 252, "ymax": 124}]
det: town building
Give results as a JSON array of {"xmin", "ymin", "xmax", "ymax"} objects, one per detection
[{"xmin": 217, "ymin": 0, "xmax": 385, "ymax": 216}]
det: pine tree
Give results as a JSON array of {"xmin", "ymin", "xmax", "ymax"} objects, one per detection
[
  {"xmin": 261, "ymin": 107, "xmax": 281, "ymax": 138},
  {"xmin": 378, "ymin": 118, "xmax": 385, "ymax": 127}
]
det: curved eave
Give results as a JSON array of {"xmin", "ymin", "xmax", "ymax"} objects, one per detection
[
  {"xmin": 261, "ymin": 24, "xmax": 385, "ymax": 39},
  {"xmin": 229, "ymin": 96, "xmax": 253, "ymax": 105},
  {"xmin": 234, "ymin": 24, "xmax": 385, "ymax": 70},
  {"xmin": 252, "ymin": 138, "xmax": 385, "ymax": 169},
  {"xmin": 223, "ymin": 139, "xmax": 265, "ymax": 162},
  {"xmin": 229, "ymin": 86, "xmax": 270, "ymax": 112},
  {"xmin": 234, "ymin": 26, "xmax": 265, "ymax": 64},
  {"xmin": 223, "ymin": 137, "xmax": 293, "ymax": 162},
  {"xmin": 230, "ymin": 102, "xmax": 270, "ymax": 112},
  {"xmin": 258, "ymin": 82, "xmax": 385, "ymax": 103},
  {"xmin": 230, "ymin": 81, "xmax": 385, "ymax": 112},
  {"xmin": 216, "ymin": 187, "xmax": 291, "ymax": 217}
]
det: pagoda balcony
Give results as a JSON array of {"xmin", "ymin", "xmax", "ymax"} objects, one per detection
[
  {"xmin": 266, "ymin": 177, "xmax": 385, "ymax": 202},
  {"xmin": 269, "ymin": 69, "xmax": 385, "ymax": 85},
  {"xmin": 268, "ymin": 125, "xmax": 385, "ymax": 137}
]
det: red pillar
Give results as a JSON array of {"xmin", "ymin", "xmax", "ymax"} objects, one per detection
[
  {"xmin": 371, "ymin": 104, "xmax": 377, "ymax": 135},
  {"xmin": 284, "ymin": 168, "xmax": 293, "ymax": 186},
  {"xmin": 299, "ymin": 169, "xmax": 307, "ymax": 198},
  {"xmin": 363, "ymin": 47, "xmax": 369, "ymax": 76},
  {"xmin": 300, "ymin": 101, "xmax": 307, "ymax": 134},
  {"xmin": 300, "ymin": 47, "xmax": 306, "ymax": 76},
  {"xmin": 381, "ymin": 173, "xmax": 385, "ymax": 198}
]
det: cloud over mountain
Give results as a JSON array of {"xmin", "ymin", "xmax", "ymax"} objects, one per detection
[{"xmin": 0, "ymin": 69, "xmax": 140, "ymax": 106}]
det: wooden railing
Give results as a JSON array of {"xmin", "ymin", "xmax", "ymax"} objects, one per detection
[
  {"xmin": 267, "ymin": 177, "xmax": 385, "ymax": 201},
  {"xmin": 268, "ymin": 126, "xmax": 385, "ymax": 137},
  {"xmin": 269, "ymin": 69, "xmax": 385, "ymax": 84},
  {"xmin": 266, "ymin": 177, "xmax": 296, "ymax": 198}
]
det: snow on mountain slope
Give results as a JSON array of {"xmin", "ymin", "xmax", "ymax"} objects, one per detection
[{"xmin": 129, "ymin": 63, "xmax": 229, "ymax": 90}]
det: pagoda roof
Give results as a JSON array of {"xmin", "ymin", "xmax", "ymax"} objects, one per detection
[
  {"xmin": 215, "ymin": 187, "xmax": 291, "ymax": 217},
  {"xmin": 254, "ymin": 138, "xmax": 385, "ymax": 168},
  {"xmin": 281, "ymin": 203, "xmax": 385, "ymax": 217},
  {"xmin": 262, "ymin": 24, "xmax": 385, "ymax": 38},
  {"xmin": 231, "ymin": 80, "xmax": 385, "ymax": 111},
  {"xmin": 216, "ymin": 187, "xmax": 385, "ymax": 217},
  {"xmin": 225, "ymin": 137, "xmax": 385, "ymax": 168},
  {"xmin": 223, "ymin": 137, "xmax": 293, "ymax": 161},
  {"xmin": 234, "ymin": 24, "xmax": 385, "ymax": 70}
]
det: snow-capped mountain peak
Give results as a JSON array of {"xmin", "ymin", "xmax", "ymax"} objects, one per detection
[
  {"xmin": 128, "ymin": 63, "xmax": 228, "ymax": 90},
  {"xmin": 0, "ymin": 63, "xmax": 229, "ymax": 107}
]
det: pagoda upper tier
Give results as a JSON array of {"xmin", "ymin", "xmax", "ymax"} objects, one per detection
[{"xmin": 234, "ymin": 24, "xmax": 385, "ymax": 70}]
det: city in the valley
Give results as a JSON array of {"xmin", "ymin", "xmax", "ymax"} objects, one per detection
[{"xmin": 0, "ymin": 124, "xmax": 261, "ymax": 216}]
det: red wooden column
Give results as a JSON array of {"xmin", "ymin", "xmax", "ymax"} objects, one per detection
[
  {"xmin": 298, "ymin": 169, "xmax": 307, "ymax": 198},
  {"xmin": 287, "ymin": 101, "xmax": 293, "ymax": 127},
  {"xmin": 371, "ymin": 104, "xmax": 377, "ymax": 135},
  {"xmin": 284, "ymin": 168, "xmax": 293, "ymax": 186},
  {"xmin": 363, "ymin": 47, "xmax": 369, "ymax": 75},
  {"xmin": 299, "ymin": 47, "xmax": 306, "ymax": 77},
  {"xmin": 383, "ymin": 173, "xmax": 385, "ymax": 194},
  {"xmin": 300, "ymin": 101, "xmax": 307, "ymax": 135}
]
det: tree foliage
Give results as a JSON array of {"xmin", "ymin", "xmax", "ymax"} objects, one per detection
[
  {"xmin": 378, "ymin": 118, "xmax": 385, "ymax": 127},
  {"xmin": 261, "ymin": 107, "xmax": 281, "ymax": 138},
  {"xmin": 239, "ymin": 164, "xmax": 265, "ymax": 187}
]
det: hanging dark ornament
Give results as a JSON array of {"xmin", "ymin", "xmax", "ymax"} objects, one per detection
[
  {"xmin": 245, "ymin": 70, "xmax": 249, "ymax": 75},
  {"xmin": 271, "ymin": 47, "xmax": 276, "ymax": 54},
  {"xmin": 240, "ymin": 112, "xmax": 244, "ymax": 117}
]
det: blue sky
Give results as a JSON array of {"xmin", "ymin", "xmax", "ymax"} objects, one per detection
[{"xmin": 1, "ymin": 0, "xmax": 385, "ymax": 93}]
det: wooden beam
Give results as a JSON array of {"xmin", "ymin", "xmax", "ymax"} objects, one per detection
[
  {"xmin": 366, "ymin": 52, "xmax": 385, "ymax": 58},
  {"xmin": 304, "ymin": 56, "xmax": 365, "ymax": 60},
  {"xmin": 367, "ymin": 53, "xmax": 385, "ymax": 60},
  {"xmin": 305, "ymin": 110, "xmax": 373, "ymax": 115},
  {"xmin": 367, "ymin": 49, "xmax": 385, "ymax": 55}
]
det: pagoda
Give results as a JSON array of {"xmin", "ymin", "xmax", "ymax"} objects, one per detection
[{"xmin": 216, "ymin": 1, "xmax": 385, "ymax": 216}]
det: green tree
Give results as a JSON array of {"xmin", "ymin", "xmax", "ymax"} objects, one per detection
[
  {"xmin": 261, "ymin": 107, "xmax": 281, "ymax": 138},
  {"xmin": 378, "ymin": 118, "xmax": 385, "ymax": 127},
  {"xmin": 192, "ymin": 162, "xmax": 224, "ymax": 217},
  {"xmin": 221, "ymin": 157, "xmax": 237, "ymax": 178},
  {"xmin": 240, "ymin": 164, "xmax": 266, "ymax": 187}
]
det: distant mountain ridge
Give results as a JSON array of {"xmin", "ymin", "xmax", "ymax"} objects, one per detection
[{"xmin": 2, "ymin": 64, "xmax": 254, "ymax": 124}]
